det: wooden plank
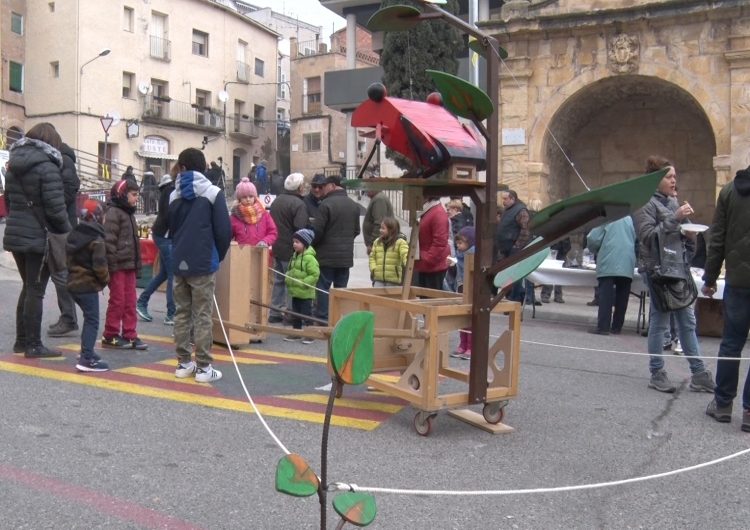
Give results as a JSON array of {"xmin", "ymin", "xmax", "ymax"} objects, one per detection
[{"xmin": 448, "ymin": 409, "xmax": 514, "ymax": 434}]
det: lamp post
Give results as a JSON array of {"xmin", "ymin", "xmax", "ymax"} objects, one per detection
[{"xmin": 77, "ymin": 48, "xmax": 111, "ymax": 174}]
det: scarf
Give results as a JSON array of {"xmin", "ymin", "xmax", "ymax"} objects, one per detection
[{"xmin": 233, "ymin": 200, "xmax": 265, "ymax": 225}]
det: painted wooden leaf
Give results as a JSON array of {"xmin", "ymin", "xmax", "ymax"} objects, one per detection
[
  {"xmin": 426, "ymin": 69, "xmax": 494, "ymax": 121},
  {"xmin": 275, "ymin": 454, "xmax": 319, "ymax": 497},
  {"xmin": 330, "ymin": 311, "xmax": 375, "ymax": 385},
  {"xmin": 494, "ymin": 238, "xmax": 549, "ymax": 288},
  {"xmin": 333, "ymin": 492, "xmax": 377, "ymax": 527},
  {"xmin": 367, "ymin": 5, "xmax": 421, "ymax": 32},
  {"xmin": 468, "ymin": 35, "xmax": 509, "ymax": 59}
]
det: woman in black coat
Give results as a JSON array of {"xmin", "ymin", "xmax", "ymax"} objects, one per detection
[{"xmin": 2, "ymin": 123, "xmax": 71, "ymax": 358}]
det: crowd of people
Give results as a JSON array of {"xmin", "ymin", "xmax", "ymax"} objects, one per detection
[{"xmin": 2, "ymin": 131, "xmax": 749, "ymax": 430}]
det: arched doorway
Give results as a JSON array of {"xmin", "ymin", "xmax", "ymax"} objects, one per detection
[{"xmin": 544, "ymin": 75, "xmax": 717, "ymax": 225}]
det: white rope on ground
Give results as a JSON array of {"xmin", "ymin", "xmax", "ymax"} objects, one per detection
[
  {"xmin": 212, "ymin": 294, "xmax": 291, "ymax": 456},
  {"xmin": 332, "ymin": 447, "xmax": 750, "ymax": 496},
  {"xmin": 522, "ymin": 339, "xmax": 750, "ymax": 361},
  {"xmin": 212, "ymin": 295, "xmax": 750, "ymax": 500}
]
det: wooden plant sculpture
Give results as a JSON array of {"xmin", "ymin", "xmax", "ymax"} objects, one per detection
[{"xmin": 275, "ymin": 311, "xmax": 377, "ymax": 529}]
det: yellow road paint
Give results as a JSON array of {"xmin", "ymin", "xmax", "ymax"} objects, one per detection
[
  {"xmin": 285, "ymin": 394, "xmax": 404, "ymax": 413},
  {"xmin": 0, "ymin": 361, "xmax": 380, "ymax": 430}
]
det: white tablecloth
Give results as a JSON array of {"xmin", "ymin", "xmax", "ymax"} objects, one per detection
[{"xmin": 527, "ymin": 260, "xmax": 723, "ymax": 299}]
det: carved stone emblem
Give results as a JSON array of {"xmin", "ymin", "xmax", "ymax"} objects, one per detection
[{"xmin": 608, "ymin": 34, "xmax": 639, "ymax": 74}]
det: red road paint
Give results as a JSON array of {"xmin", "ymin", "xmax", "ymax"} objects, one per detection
[{"xmin": 0, "ymin": 463, "xmax": 205, "ymax": 529}]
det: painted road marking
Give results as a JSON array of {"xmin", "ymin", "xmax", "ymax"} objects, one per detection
[{"xmin": 0, "ymin": 343, "xmax": 405, "ymax": 431}]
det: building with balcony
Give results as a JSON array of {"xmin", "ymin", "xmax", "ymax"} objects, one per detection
[
  {"xmin": 242, "ymin": 3, "xmax": 323, "ymax": 176},
  {"xmin": 0, "ymin": 0, "xmax": 27, "ymax": 151},
  {"xmin": 289, "ymin": 25, "xmax": 379, "ymax": 178},
  {"xmin": 15, "ymin": 0, "xmax": 278, "ymax": 190}
]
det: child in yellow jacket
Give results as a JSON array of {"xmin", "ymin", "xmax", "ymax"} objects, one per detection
[{"xmin": 368, "ymin": 217, "xmax": 408, "ymax": 287}]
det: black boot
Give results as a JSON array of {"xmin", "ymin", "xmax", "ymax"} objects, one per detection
[{"xmin": 25, "ymin": 344, "xmax": 63, "ymax": 359}]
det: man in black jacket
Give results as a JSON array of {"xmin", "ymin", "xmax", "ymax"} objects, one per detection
[
  {"xmin": 312, "ymin": 176, "xmax": 361, "ymax": 321},
  {"xmin": 268, "ymin": 173, "xmax": 308, "ymax": 323},
  {"xmin": 48, "ymin": 143, "xmax": 80, "ymax": 337}
]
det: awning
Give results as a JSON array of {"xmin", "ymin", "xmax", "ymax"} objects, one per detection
[{"xmin": 135, "ymin": 150, "xmax": 178, "ymax": 161}]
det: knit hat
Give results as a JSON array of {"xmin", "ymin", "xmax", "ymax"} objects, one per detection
[
  {"xmin": 159, "ymin": 174, "xmax": 173, "ymax": 187},
  {"xmin": 235, "ymin": 177, "xmax": 258, "ymax": 199},
  {"xmin": 110, "ymin": 178, "xmax": 138, "ymax": 200},
  {"xmin": 284, "ymin": 172, "xmax": 305, "ymax": 191},
  {"xmin": 456, "ymin": 226, "xmax": 475, "ymax": 248},
  {"xmin": 80, "ymin": 199, "xmax": 105, "ymax": 224},
  {"xmin": 292, "ymin": 228, "xmax": 314, "ymax": 247}
]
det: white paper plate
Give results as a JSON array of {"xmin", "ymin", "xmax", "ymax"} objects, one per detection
[{"xmin": 681, "ymin": 223, "xmax": 709, "ymax": 233}]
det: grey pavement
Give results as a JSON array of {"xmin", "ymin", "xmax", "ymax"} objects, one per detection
[{"xmin": 1, "ymin": 222, "xmax": 749, "ymax": 529}]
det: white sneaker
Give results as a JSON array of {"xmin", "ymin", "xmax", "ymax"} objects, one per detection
[
  {"xmin": 195, "ymin": 365, "xmax": 222, "ymax": 383},
  {"xmin": 175, "ymin": 361, "xmax": 196, "ymax": 378},
  {"xmin": 302, "ymin": 338, "xmax": 314, "ymax": 345},
  {"xmin": 674, "ymin": 340, "xmax": 683, "ymax": 355}
]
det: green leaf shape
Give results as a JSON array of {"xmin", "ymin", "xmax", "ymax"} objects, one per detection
[
  {"xmin": 275, "ymin": 454, "xmax": 319, "ymax": 497},
  {"xmin": 329, "ymin": 311, "xmax": 375, "ymax": 386},
  {"xmin": 367, "ymin": 5, "xmax": 421, "ymax": 32},
  {"xmin": 494, "ymin": 238, "xmax": 549, "ymax": 288},
  {"xmin": 468, "ymin": 35, "xmax": 508, "ymax": 59},
  {"xmin": 426, "ymin": 69, "xmax": 494, "ymax": 121},
  {"xmin": 333, "ymin": 492, "xmax": 377, "ymax": 527}
]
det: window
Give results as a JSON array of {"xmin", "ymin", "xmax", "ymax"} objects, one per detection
[
  {"xmin": 303, "ymin": 133, "xmax": 321, "ymax": 152},
  {"xmin": 150, "ymin": 12, "xmax": 170, "ymax": 60},
  {"xmin": 195, "ymin": 89, "xmax": 210, "ymax": 125},
  {"xmin": 237, "ymin": 40, "xmax": 248, "ymax": 81},
  {"xmin": 9, "ymin": 62, "xmax": 23, "ymax": 93},
  {"xmin": 50, "ymin": 61, "xmax": 59, "ymax": 78},
  {"xmin": 192, "ymin": 30, "xmax": 208, "ymax": 57},
  {"xmin": 122, "ymin": 72, "xmax": 134, "ymax": 98},
  {"xmin": 11, "ymin": 12, "xmax": 23, "ymax": 35},
  {"xmin": 254, "ymin": 58, "xmax": 264, "ymax": 77},
  {"xmin": 278, "ymin": 69, "xmax": 287, "ymax": 99},
  {"xmin": 254, "ymin": 105, "xmax": 264, "ymax": 127},
  {"xmin": 123, "ymin": 7, "xmax": 134, "ymax": 32}
]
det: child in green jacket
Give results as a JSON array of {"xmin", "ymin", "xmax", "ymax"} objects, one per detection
[{"xmin": 285, "ymin": 229, "xmax": 320, "ymax": 343}]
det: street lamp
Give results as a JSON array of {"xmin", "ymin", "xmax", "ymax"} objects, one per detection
[{"xmin": 77, "ymin": 48, "xmax": 111, "ymax": 173}]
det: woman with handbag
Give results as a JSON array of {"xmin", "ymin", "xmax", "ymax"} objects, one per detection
[
  {"xmin": 2, "ymin": 122, "xmax": 71, "ymax": 358},
  {"xmin": 635, "ymin": 156, "xmax": 714, "ymax": 394}
]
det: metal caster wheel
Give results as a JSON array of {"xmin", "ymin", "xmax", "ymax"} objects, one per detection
[
  {"xmin": 482, "ymin": 401, "xmax": 507, "ymax": 424},
  {"xmin": 413, "ymin": 411, "xmax": 435, "ymax": 436}
]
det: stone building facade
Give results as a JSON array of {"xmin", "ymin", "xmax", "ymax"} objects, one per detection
[{"xmin": 483, "ymin": 0, "xmax": 750, "ymax": 225}]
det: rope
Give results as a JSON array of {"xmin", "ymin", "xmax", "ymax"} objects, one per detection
[
  {"xmin": 330, "ymin": 447, "xmax": 750, "ymax": 496},
  {"xmin": 270, "ymin": 267, "xmax": 330, "ymax": 295},
  {"xmin": 522, "ymin": 339, "xmax": 750, "ymax": 361},
  {"xmin": 486, "ymin": 40, "xmax": 591, "ymax": 192},
  {"xmin": 212, "ymin": 294, "xmax": 291, "ymax": 456}
]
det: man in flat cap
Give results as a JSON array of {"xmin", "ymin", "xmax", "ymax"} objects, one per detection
[{"xmin": 268, "ymin": 173, "xmax": 308, "ymax": 323}]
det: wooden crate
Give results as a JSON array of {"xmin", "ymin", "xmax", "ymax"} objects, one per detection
[
  {"xmin": 329, "ymin": 285, "xmax": 521, "ymax": 434},
  {"xmin": 212, "ymin": 243, "xmax": 270, "ymax": 346}
]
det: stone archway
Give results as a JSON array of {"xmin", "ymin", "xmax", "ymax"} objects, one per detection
[{"xmin": 543, "ymin": 75, "xmax": 717, "ymax": 225}]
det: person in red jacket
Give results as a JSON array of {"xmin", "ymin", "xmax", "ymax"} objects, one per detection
[
  {"xmin": 413, "ymin": 196, "xmax": 450, "ymax": 290},
  {"xmin": 230, "ymin": 177, "xmax": 277, "ymax": 247}
]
